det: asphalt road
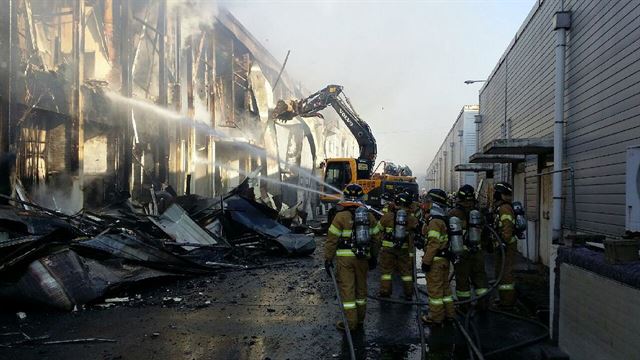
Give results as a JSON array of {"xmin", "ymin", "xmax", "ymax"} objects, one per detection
[{"xmin": 0, "ymin": 237, "xmax": 549, "ymax": 360}]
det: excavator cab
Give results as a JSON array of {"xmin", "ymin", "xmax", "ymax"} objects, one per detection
[
  {"xmin": 323, "ymin": 159, "xmax": 353, "ymax": 196},
  {"xmin": 320, "ymin": 158, "xmax": 389, "ymax": 206}
]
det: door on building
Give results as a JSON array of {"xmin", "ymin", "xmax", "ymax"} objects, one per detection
[{"xmin": 539, "ymin": 167, "xmax": 553, "ymax": 266}]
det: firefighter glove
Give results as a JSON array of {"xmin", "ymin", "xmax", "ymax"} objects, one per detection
[
  {"xmin": 421, "ymin": 263, "xmax": 431, "ymax": 273},
  {"xmin": 414, "ymin": 235, "xmax": 425, "ymax": 250}
]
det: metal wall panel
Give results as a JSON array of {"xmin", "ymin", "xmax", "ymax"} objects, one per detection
[
  {"xmin": 478, "ymin": 0, "xmax": 640, "ymax": 237},
  {"xmin": 426, "ymin": 107, "xmax": 479, "ymax": 193},
  {"xmin": 564, "ymin": 0, "xmax": 640, "ymax": 235}
]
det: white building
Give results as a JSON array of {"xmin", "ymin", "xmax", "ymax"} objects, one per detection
[{"xmin": 425, "ymin": 105, "xmax": 479, "ymax": 193}]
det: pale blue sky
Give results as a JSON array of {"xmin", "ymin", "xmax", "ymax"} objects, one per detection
[{"xmin": 223, "ymin": 0, "xmax": 535, "ymax": 178}]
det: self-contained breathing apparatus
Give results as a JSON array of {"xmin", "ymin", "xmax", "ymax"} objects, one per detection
[
  {"xmin": 427, "ymin": 202, "xmax": 454, "ymax": 261},
  {"xmin": 492, "ymin": 201, "xmax": 528, "ymax": 242},
  {"xmin": 392, "ymin": 209, "xmax": 408, "ymax": 249},
  {"xmin": 448, "ymin": 216, "xmax": 465, "ymax": 263},
  {"xmin": 468, "ymin": 209, "xmax": 483, "ymax": 248},
  {"xmin": 512, "ymin": 201, "xmax": 527, "ymax": 239},
  {"xmin": 352, "ymin": 206, "xmax": 371, "ymax": 258}
]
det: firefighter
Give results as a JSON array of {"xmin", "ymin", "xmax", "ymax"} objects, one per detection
[
  {"xmin": 378, "ymin": 192, "xmax": 420, "ymax": 300},
  {"xmin": 449, "ymin": 185, "xmax": 489, "ymax": 310},
  {"xmin": 421, "ymin": 189, "xmax": 455, "ymax": 325},
  {"xmin": 492, "ymin": 182, "xmax": 517, "ymax": 307},
  {"xmin": 324, "ymin": 184, "xmax": 381, "ymax": 331}
]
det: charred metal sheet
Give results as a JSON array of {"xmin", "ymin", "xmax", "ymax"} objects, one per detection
[
  {"xmin": 0, "ymin": 235, "xmax": 39, "ymax": 249},
  {"xmin": 74, "ymin": 231, "xmax": 211, "ymax": 273},
  {"xmin": 224, "ymin": 195, "xmax": 315, "ymax": 255},
  {"xmin": 0, "ymin": 248, "xmax": 175, "ymax": 310},
  {"xmin": 270, "ymin": 233, "xmax": 316, "ymax": 255},
  {"xmin": 149, "ymin": 204, "xmax": 217, "ymax": 249},
  {"xmin": 0, "ymin": 206, "xmax": 77, "ymax": 236}
]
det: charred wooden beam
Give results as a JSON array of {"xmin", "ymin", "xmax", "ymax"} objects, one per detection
[
  {"xmin": 186, "ymin": 35, "xmax": 194, "ymax": 194},
  {"xmin": 119, "ymin": 0, "xmax": 133, "ymax": 193},
  {"xmin": 0, "ymin": 0, "xmax": 10, "ymax": 153},
  {"xmin": 207, "ymin": 29, "xmax": 216, "ymax": 195},
  {"xmin": 66, "ymin": 0, "xmax": 85, "ymax": 176},
  {"xmin": 157, "ymin": 0, "xmax": 168, "ymax": 183},
  {"xmin": 103, "ymin": 0, "xmax": 116, "ymax": 64}
]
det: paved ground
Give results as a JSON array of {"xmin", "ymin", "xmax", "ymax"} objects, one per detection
[{"xmin": 0, "ymin": 237, "xmax": 551, "ymax": 359}]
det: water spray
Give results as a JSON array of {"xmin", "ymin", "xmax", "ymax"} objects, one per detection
[
  {"xmin": 106, "ymin": 91, "xmax": 343, "ymax": 195},
  {"xmin": 212, "ymin": 161, "xmax": 338, "ymax": 199}
]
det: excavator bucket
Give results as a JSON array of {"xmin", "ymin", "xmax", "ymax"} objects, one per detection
[{"xmin": 272, "ymin": 99, "xmax": 298, "ymax": 121}]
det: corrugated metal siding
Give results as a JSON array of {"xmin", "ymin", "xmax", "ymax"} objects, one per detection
[
  {"xmin": 564, "ymin": 0, "xmax": 640, "ymax": 236},
  {"xmin": 524, "ymin": 157, "xmax": 538, "ymax": 220},
  {"xmin": 479, "ymin": 64, "xmax": 506, "ymax": 150},
  {"xmin": 479, "ymin": 0, "xmax": 559, "ymax": 205},
  {"xmin": 426, "ymin": 108, "xmax": 479, "ymax": 193},
  {"xmin": 477, "ymin": 0, "xmax": 639, "ymax": 237},
  {"xmin": 462, "ymin": 112, "xmax": 478, "ymax": 186}
]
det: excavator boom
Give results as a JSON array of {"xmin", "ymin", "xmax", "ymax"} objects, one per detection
[
  {"xmin": 272, "ymin": 84, "xmax": 416, "ymax": 208},
  {"xmin": 272, "ymin": 85, "xmax": 377, "ymax": 173}
]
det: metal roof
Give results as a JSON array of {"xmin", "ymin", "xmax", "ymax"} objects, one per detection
[
  {"xmin": 149, "ymin": 204, "xmax": 217, "ymax": 250},
  {"xmin": 454, "ymin": 163, "xmax": 495, "ymax": 173},
  {"xmin": 482, "ymin": 138, "xmax": 553, "ymax": 155},
  {"xmin": 469, "ymin": 153, "xmax": 526, "ymax": 164}
]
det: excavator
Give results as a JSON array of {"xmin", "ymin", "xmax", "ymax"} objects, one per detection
[{"xmin": 272, "ymin": 84, "xmax": 418, "ymax": 209}]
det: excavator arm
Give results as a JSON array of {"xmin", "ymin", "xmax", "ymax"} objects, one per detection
[{"xmin": 272, "ymin": 85, "xmax": 377, "ymax": 173}]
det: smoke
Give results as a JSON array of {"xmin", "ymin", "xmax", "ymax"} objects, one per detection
[
  {"xmin": 31, "ymin": 180, "xmax": 83, "ymax": 215},
  {"xmin": 223, "ymin": 2, "xmax": 533, "ymax": 173},
  {"xmin": 105, "ymin": 91, "xmax": 342, "ymax": 193},
  {"xmin": 168, "ymin": 0, "xmax": 219, "ymax": 36}
]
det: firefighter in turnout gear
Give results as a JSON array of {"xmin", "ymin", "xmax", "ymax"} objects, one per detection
[
  {"xmin": 493, "ymin": 182, "xmax": 517, "ymax": 307},
  {"xmin": 378, "ymin": 192, "xmax": 420, "ymax": 300},
  {"xmin": 449, "ymin": 185, "xmax": 489, "ymax": 310},
  {"xmin": 421, "ymin": 189, "xmax": 456, "ymax": 325},
  {"xmin": 324, "ymin": 184, "xmax": 382, "ymax": 331}
]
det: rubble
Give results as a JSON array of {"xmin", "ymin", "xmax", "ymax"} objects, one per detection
[{"xmin": 0, "ymin": 176, "xmax": 315, "ymax": 311}]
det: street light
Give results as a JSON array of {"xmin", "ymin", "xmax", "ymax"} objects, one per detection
[{"xmin": 464, "ymin": 79, "xmax": 487, "ymax": 85}]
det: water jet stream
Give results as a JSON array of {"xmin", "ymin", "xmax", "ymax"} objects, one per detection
[{"xmin": 106, "ymin": 91, "xmax": 343, "ymax": 195}]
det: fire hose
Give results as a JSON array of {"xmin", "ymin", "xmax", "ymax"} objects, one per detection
[
  {"xmin": 328, "ymin": 266, "xmax": 356, "ymax": 360},
  {"xmin": 360, "ymin": 224, "xmax": 547, "ymax": 357},
  {"xmin": 454, "ymin": 315, "xmax": 485, "ymax": 360},
  {"xmin": 370, "ymin": 224, "xmax": 507, "ymax": 307},
  {"xmin": 413, "ymin": 249, "xmax": 427, "ymax": 360}
]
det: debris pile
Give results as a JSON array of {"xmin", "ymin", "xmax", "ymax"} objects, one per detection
[{"xmin": 0, "ymin": 177, "xmax": 315, "ymax": 311}]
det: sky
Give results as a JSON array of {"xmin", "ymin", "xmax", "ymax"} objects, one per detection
[{"xmin": 221, "ymin": 0, "xmax": 534, "ymax": 180}]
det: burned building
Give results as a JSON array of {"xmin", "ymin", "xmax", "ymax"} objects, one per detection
[{"xmin": 0, "ymin": 0, "xmax": 359, "ymax": 217}]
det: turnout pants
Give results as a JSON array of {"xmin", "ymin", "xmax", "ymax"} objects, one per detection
[
  {"xmin": 454, "ymin": 250, "xmax": 489, "ymax": 309},
  {"xmin": 379, "ymin": 247, "xmax": 414, "ymax": 297},
  {"xmin": 426, "ymin": 257, "xmax": 455, "ymax": 322},
  {"xmin": 336, "ymin": 253, "xmax": 370, "ymax": 330},
  {"xmin": 495, "ymin": 242, "xmax": 517, "ymax": 306}
]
